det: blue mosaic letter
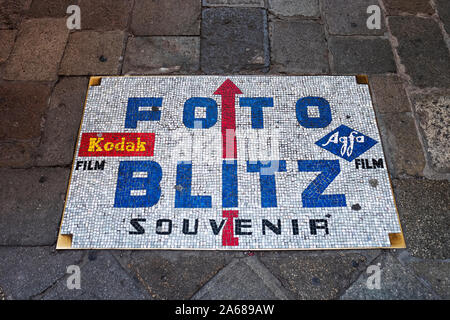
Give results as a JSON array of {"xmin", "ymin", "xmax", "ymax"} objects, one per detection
[
  {"xmin": 114, "ymin": 161, "xmax": 162, "ymax": 208},
  {"xmin": 175, "ymin": 162, "xmax": 212, "ymax": 208},
  {"xmin": 297, "ymin": 160, "xmax": 346, "ymax": 207},
  {"xmin": 240, "ymin": 97, "xmax": 274, "ymax": 129},
  {"xmin": 183, "ymin": 97, "xmax": 218, "ymax": 129},
  {"xmin": 247, "ymin": 161, "xmax": 287, "ymax": 208},
  {"xmin": 125, "ymin": 97, "xmax": 162, "ymax": 129},
  {"xmin": 222, "ymin": 160, "xmax": 238, "ymax": 207},
  {"xmin": 296, "ymin": 97, "xmax": 332, "ymax": 128}
]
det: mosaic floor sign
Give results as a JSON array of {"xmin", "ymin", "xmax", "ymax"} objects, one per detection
[{"xmin": 57, "ymin": 76, "xmax": 405, "ymax": 250}]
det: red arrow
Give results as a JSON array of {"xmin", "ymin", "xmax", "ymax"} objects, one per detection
[{"xmin": 214, "ymin": 79, "xmax": 242, "ymax": 159}]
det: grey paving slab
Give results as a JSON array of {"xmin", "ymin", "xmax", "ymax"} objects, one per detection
[
  {"xmin": 192, "ymin": 256, "xmax": 292, "ymax": 300},
  {"xmin": 340, "ymin": 253, "xmax": 439, "ymax": 299},
  {"xmin": 329, "ymin": 37, "xmax": 396, "ymax": 74},
  {"xmin": 0, "ymin": 246, "xmax": 83, "ymax": 299},
  {"xmin": 412, "ymin": 91, "xmax": 450, "ymax": 173},
  {"xmin": 392, "ymin": 178, "xmax": 450, "ymax": 260},
  {"xmin": 131, "ymin": 0, "xmax": 201, "ymax": 36},
  {"xmin": 376, "ymin": 112, "xmax": 425, "ymax": 177},
  {"xmin": 36, "ymin": 77, "xmax": 89, "ymax": 167},
  {"xmin": 78, "ymin": 0, "xmax": 132, "ymax": 31},
  {"xmin": 369, "ymin": 75, "xmax": 411, "ymax": 113},
  {"xmin": 0, "ymin": 167, "xmax": 70, "ymax": 245},
  {"xmin": 270, "ymin": 21, "xmax": 329, "ymax": 74},
  {"xmin": 3, "ymin": 18, "xmax": 69, "ymax": 81},
  {"xmin": 0, "ymin": 0, "xmax": 30, "ymax": 29},
  {"xmin": 407, "ymin": 259, "xmax": 450, "ymax": 299},
  {"xmin": 41, "ymin": 252, "xmax": 151, "ymax": 300},
  {"xmin": 435, "ymin": 0, "xmax": 450, "ymax": 34},
  {"xmin": 258, "ymin": 251, "xmax": 380, "ymax": 299},
  {"xmin": 201, "ymin": 8, "xmax": 269, "ymax": 73},
  {"xmin": 0, "ymin": 29, "xmax": 16, "ymax": 63},
  {"xmin": 388, "ymin": 16, "xmax": 450, "ymax": 88},
  {"xmin": 59, "ymin": 31, "xmax": 125, "ymax": 75},
  {"xmin": 203, "ymin": 0, "xmax": 264, "ymax": 7},
  {"xmin": 26, "ymin": 0, "xmax": 74, "ymax": 18},
  {"xmin": 322, "ymin": 0, "xmax": 386, "ymax": 35},
  {"xmin": 123, "ymin": 251, "xmax": 240, "ymax": 299},
  {"xmin": 268, "ymin": 0, "xmax": 320, "ymax": 18},
  {"xmin": 122, "ymin": 37, "xmax": 200, "ymax": 75},
  {"xmin": 383, "ymin": 0, "xmax": 434, "ymax": 15},
  {"xmin": 0, "ymin": 81, "xmax": 52, "ymax": 140}
]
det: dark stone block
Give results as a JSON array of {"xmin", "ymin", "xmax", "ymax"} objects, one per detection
[
  {"xmin": 201, "ymin": 7, "xmax": 269, "ymax": 74},
  {"xmin": 388, "ymin": 16, "xmax": 450, "ymax": 88},
  {"xmin": 329, "ymin": 37, "xmax": 396, "ymax": 74}
]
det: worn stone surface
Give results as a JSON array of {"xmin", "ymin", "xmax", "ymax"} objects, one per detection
[
  {"xmin": 36, "ymin": 77, "xmax": 89, "ymax": 166},
  {"xmin": 270, "ymin": 21, "xmax": 329, "ymax": 74},
  {"xmin": 41, "ymin": 252, "xmax": 150, "ymax": 300},
  {"xmin": 389, "ymin": 16, "xmax": 450, "ymax": 88},
  {"xmin": 258, "ymin": 251, "xmax": 379, "ymax": 299},
  {"xmin": 376, "ymin": 112, "xmax": 426, "ymax": 177},
  {"xmin": 4, "ymin": 18, "xmax": 69, "ymax": 81},
  {"xmin": 26, "ymin": 0, "xmax": 74, "ymax": 17},
  {"xmin": 0, "ymin": 246, "xmax": 84, "ymax": 299},
  {"xmin": 383, "ymin": 0, "xmax": 434, "ymax": 15},
  {"xmin": 0, "ymin": 81, "xmax": 52, "ymax": 140},
  {"xmin": 329, "ymin": 37, "xmax": 396, "ymax": 74},
  {"xmin": 340, "ymin": 253, "xmax": 438, "ymax": 299},
  {"xmin": 268, "ymin": 0, "xmax": 320, "ymax": 18},
  {"xmin": 0, "ymin": 168, "xmax": 70, "ymax": 246},
  {"xmin": 193, "ymin": 257, "xmax": 292, "ymax": 300},
  {"xmin": 323, "ymin": 0, "xmax": 386, "ymax": 35},
  {"xmin": 78, "ymin": 0, "xmax": 132, "ymax": 30},
  {"xmin": 131, "ymin": 0, "xmax": 201, "ymax": 36},
  {"xmin": 408, "ymin": 260, "xmax": 450, "ymax": 299},
  {"xmin": 203, "ymin": 0, "xmax": 264, "ymax": 7},
  {"xmin": 393, "ymin": 178, "xmax": 450, "ymax": 260},
  {"xmin": 59, "ymin": 31, "xmax": 125, "ymax": 75},
  {"xmin": 436, "ymin": 0, "xmax": 450, "ymax": 33},
  {"xmin": 370, "ymin": 75, "xmax": 411, "ymax": 113},
  {"xmin": 412, "ymin": 92, "xmax": 450, "ymax": 172},
  {"xmin": 123, "ymin": 251, "xmax": 239, "ymax": 299},
  {"xmin": 0, "ymin": 140, "xmax": 37, "ymax": 168},
  {"xmin": 201, "ymin": 7, "xmax": 269, "ymax": 74},
  {"xmin": 122, "ymin": 37, "xmax": 200, "ymax": 75},
  {"xmin": 0, "ymin": 0, "xmax": 29, "ymax": 29},
  {"xmin": 0, "ymin": 29, "xmax": 16, "ymax": 63}
]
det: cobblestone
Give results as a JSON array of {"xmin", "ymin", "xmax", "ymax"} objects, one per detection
[
  {"xmin": 389, "ymin": 16, "xmax": 450, "ymax": 88},
  {"xmin": 270, "ymin": 21, "xmax": 329, "ymax": 74},
  {"xmin": 322, "ymin": 0, "xmax": 386, "ymax": 35},
  {"xmin": 59, "ymin": 31, "xmax": 125, "ymax": 75},
  {"xmin": 123, "ymin": 37, "xmax": 200, "ymax": 75},
  {"xmin": 201, "ymin": 7, "xmax": 269, "ymax": 74},
  {"xmin": 0, "ymin": 168, "xmax": 70, "ymax": 246},
  {"xmin": 3, "ymin": 18, "xmax": 69, "ymax": 81},
  {"xmin": 131, "ymin": 0, "xmax": 201, "ymax": 36},
  {"xmin": 268, "ymin": 0, "xmax": 320, "ymax": 18},
  {"xmin": 329, "ymin": 37, "xmax": 396, "ymax": 74}
]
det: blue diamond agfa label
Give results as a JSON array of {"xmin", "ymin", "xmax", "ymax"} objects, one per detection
[{"xmin": 58, "ymin": 76, "xmax": 404, "ymax": 250}]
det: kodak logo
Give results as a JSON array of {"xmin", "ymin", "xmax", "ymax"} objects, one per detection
[{"xmin": 78, "ymin": 133, "xmax": 155, "ymax": 157}]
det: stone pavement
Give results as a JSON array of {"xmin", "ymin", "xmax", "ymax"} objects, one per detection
[{"xmin": 0, "ymin": 0, "xmax": 448, "ymax": 300}]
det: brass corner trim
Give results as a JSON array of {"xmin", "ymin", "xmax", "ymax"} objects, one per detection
[
  {"xmin": 388, "ymin": 233, "xmax": 406, "ymax": 248},
  {"xmin": 56, "ymin": 234, "xmax": 73, "ymax": 249},
  {"xmin": 89, "ymin": 76, "xmax": 102, "ymax": 87},
  {"xmin": 356, "ymin": 75, "xmax": 369, "ymax": 85}
]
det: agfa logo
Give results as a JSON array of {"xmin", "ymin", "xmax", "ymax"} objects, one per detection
[{"xmin": 315, "ymin": 125, "xmax": 378, "ymax": 162}]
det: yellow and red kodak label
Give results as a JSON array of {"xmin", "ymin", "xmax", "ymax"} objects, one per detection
[{"xmin": 78, "ymin": 133, "xmax": 155, "ymax": 157}]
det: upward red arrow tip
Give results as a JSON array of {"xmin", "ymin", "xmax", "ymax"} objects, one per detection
[{"xmin": 214, "ymin": 79, "xmax": 243, "ymax": 95}]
